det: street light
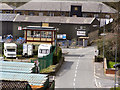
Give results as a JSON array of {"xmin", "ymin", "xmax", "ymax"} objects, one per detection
[
  {"xmin": 100, "ymin": 32, "xmax": 106, "ymax": 68},
  {"xmin": 113, "ymin": 63, "xmax": 120, "ymax": 89}
]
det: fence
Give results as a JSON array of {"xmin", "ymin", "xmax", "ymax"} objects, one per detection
[
  {"xmin": 58, "ymin": 40, "xmax": 89, "ymax": 47},
  {"xmin": 31, "ymin": 46, "xmax": 56, "ymax": 72},
  {"xmin": 0, "ymin": 42, "xmax": 2, "ymax": 57}
]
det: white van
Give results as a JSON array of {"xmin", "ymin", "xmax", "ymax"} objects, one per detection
[
  {"xmin": 4, "ymin": 43, "xmax": 17, "ymax": 58},
  {"xmin": 23, "ymin": 44, "xmax": 33, "ymax": 57},
  {"xmin": 38, "ymin": 44, "xmax": 52, "ymax": 58}
]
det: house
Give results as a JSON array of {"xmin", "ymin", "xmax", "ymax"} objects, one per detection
[
  {"xmin": 0, "ymin": 13, "xmax": 99, "ymax": 46},
  {"xmin": 0, "ymin": 14, "xmax": 16, "ymax": 38},
  {"xmin": 13, "ymin": 15, "xmax": 99, "ymax": 40},
  {"xmin": 0, "ymin": 3, "xmax": 13, "ymax": 13},
  {"xmin": 14, "ymin": 1, "xmax": 117, "ymax": 18}
]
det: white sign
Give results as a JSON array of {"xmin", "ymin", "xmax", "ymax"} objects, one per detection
[
  {"xmin": 18, "ymin": 26, "xmax": 22, "ymax": 30},
  {"xmin": 77, "ymin": 31, "xmax": 86, "ymax": 36},
  {"xmin": 62, "ymin": 34, "xmax": 66, "ymax": 39},
  {"xmin": 57, "ymin": 34, "xmax": 66, "ymax": 39}
]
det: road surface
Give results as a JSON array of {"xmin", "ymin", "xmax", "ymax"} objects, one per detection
[{"xmin": 55, "ymin": 46, "xmax": 96, "ymax": 88}]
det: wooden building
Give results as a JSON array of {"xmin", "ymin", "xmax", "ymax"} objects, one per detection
[{"xmin": 22, "ymin": 26, "xmax": 56, "ymax": 45}]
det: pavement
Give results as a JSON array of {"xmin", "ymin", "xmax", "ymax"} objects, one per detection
[
  {"xmin": 94, "ymin": 46, "xmax": 115, "ymax": 88},
  {"xmin": 94, "ymin": 62, "xmax": 115, "ymax": 88}
]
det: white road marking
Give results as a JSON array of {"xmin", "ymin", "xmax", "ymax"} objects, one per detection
[
  {"xmin": 75, "ymin": 73, "xmax": 77, "ymax": 77},
  {"xmin": 99, "ymin": 82, "xmax": 101, "ymax": 87},
  {"xmin": 73, "ymin": 56, "xmax": 81, "ymax": 89},
  {"xmin": 75, "ymin": 70, "xmax": 77, "ymax": 74},
  {"xmin": 74, "ymin": 78, "xmax": 76, "ymax": 82},
  {"xmin": 94, "ymin": 78, "xmax": 99, "ymax": 87},
  {"xmin": 73, "ymin": 82, "xmax": 75, "ymax": 86},
  {"xmin": 76, "ymin": 66, "xmax": 78, "ymax": 70}
]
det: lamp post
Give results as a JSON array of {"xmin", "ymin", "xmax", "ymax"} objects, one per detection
[
  {"xmin": 100, "ymin": 33, "xmax": 106, "ymax": 68},
  {"xmin": 100, "ymin": 19, "xmax": 106, "ymax": 68},
  {"xmin": 56, "ymin": 28, "xmax": 59, "ymax": 55}
]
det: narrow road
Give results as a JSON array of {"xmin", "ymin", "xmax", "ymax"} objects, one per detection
[{"xmin": 55, "ymin": 46, "xmax": 96, "ymax": 88}]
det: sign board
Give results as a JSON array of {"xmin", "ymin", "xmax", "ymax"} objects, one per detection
[
  {"xmin": 77, "ymin": 31, "xmax": 86, "ymax": 36},
  {"xmin": 0, "ymin": 36, "xmax": 2, "ymax": 41},
  {"xmin": 18, "ymin": 26, "xmax": 22, "ymax": 30},
  {"xmin": 42, "ymin": 23, "xmax": 49, "ymax": 27},
  {"xmin": 57, "ymin": 34, "xmax": 66, "ymax": 39},
  {"xmin": 62, "ymin": 34, "xmax": 66, "ymax": 39}
]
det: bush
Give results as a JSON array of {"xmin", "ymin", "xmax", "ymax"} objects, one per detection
[
  {"xmin": 53, "ymin": 46, "xmax": 62, "ymax": 65},
  {"xmin": 95, "ymin": 55, "xmax": 103, "ymax": 62},
  {"xmin": 17, "ymin": 44, "xmax": 23, "ymax": 55}
]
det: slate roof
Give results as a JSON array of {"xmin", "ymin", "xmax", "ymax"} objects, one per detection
[
  {"xmin": 15, "ymin": 1, "xmax": 117, "ymax": 13},
  {"xmin": 14, "ymin": 15, "xmax": 96, "ymax": 24},
  {"xmin": 0, "ymin": 3, "xmax": 13, "ymax": 10},
  {"xmin": 0, "ymin": 14, "xmax": 17, "ymax": 21}
]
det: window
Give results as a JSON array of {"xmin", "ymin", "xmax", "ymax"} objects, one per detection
[
  {"xmin": 7, "ymin": 49, "xmax": 15, "ymax": 52},
  {"xmin": 83, "ymin": 14, "xmax": 87, "ymax": 17},
  {"xmin": 50, "ymin": 12, "xmax": 54, "ymax": 16},
  {"xmin": 94, "ymin": 14, "xmax": 99, "ymax": 18},
  {"xmin": 28, "ymin": 12, "xmax": 34, "ymax": 16},
  {"xmin": 0, "ymin": 10, "xmax": 2, "ymax": 13},
  {"xmin": 39, "ymin": 49, "xmax": 49, "ymax": 54},
  {"xmin": 5, "ymin": 11, "xmax": 10, "ymax": 13},
  {"xmin": 33, "ymin": 31, "xmax": 40, "ymax": 38},
  {"xmin": 17, "ymin": 12, "xmax": 22, "ymax": 15},
  {"xmin": 27, "ymin": 31, "xmax": 31, "ymax": 37},
  {"xmin": 39, "ymin": 12, "xmax": 43, "ymax": 16},
  {"xmin": 41, "ymin": 31, "xmax": 46, "ymax": 38},
  {"xmin": 47, "ymin": 32, "xmax": 52, "ymax": 38},
  {"xmin": 105, "ymin": 15, "xmax": 110, "ymax": 18}
]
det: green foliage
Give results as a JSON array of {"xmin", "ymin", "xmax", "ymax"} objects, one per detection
[
  {"xmin": 17, "ymin": 44, "xmax": 23, "ymax": 55},
  {"xmin": 40, "ymin": 65, "xmax": 56, "ymax": 73},
  {"xmin": 97, "ymin": 37, "xmax": 117, "ymax": 61},
  {"xmin": 111, "ymin": 87, "xmax": 120, "ymax": 90},
  {"xmin": 107, "ymin": 61, "xmax": 120, "ymax": 68},
  {"xmin": 53, "ymin": 46, "xmax": 62, "ymax": 65},
  {"xmin": 95, "ymin": 55, "xmax": 103, "ymax": 62}
]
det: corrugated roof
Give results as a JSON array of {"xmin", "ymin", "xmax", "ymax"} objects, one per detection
[
  {"xmin": 15, "ymin": 1, "xmax": 117, "ymax": 13},
  {"xmin": 14, "ymin": 15, "xmax": 96, "ymax": 24},
  {"xmin": 0, "ymin": 61, "xmax": 35, "ymax": 73},
  {"xmin": 0, "ymin": 14, "xmax": 17, "ymax": 21},
  {"xmin": 0, "ymin": 72, "xmax": 48, "ymax": 86},
  {"xmin": 0, "ymin": 3, "xmax": 13, "ymax": 10}
]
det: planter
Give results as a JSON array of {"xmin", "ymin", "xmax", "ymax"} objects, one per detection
[{"xmin": 104, "ymin": 59, "xmax": 116, "ymax": 74}]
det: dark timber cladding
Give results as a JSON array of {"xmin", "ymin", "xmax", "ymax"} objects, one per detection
[{"xmin": 22, "ymin": 26, "xmax": 56, "ymax": 45}]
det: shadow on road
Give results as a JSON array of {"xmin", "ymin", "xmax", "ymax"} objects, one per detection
[
  {"xmin": 56, "ymin": 61, "xmax": 74, "ymax": 76},
  {"xmin": 64, "ymin": 54, "xmax": 85, "ymax": 57}
]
